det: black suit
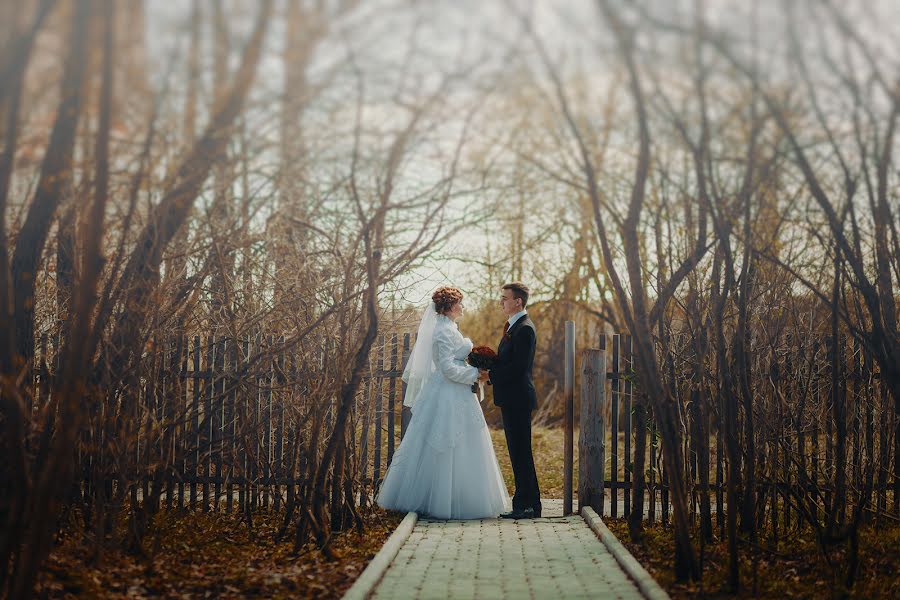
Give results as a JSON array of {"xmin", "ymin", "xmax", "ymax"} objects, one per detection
[{"xmin": 490, "ymin": 314, "xmax": 541, "ymax": 514}]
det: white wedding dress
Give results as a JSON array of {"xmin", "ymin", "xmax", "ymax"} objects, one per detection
[{"xmin": 376, "ymin": 314, "xmax": 510, "ymax": 519}]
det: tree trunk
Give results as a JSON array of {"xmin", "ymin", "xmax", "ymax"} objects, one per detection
[
  {"xmin": 628, "ymin": 395, "xmax": 647, "ymax": 540},
  {"xmin": 104, "ymin": 0, "xmax": 272, "ymax": 380},
  {"xmin": 10, "ymin": 0, "xmax": 90, "ymax": 367}
]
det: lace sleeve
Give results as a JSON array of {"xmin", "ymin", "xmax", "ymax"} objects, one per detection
[{"xmin": 432, "ymin": 326, "xmax": 479, "ymax": 385}]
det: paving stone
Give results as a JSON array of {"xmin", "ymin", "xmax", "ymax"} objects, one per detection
[{"xmin": 369, "ymin": 501, "xmax": 647, "ymax": 600}]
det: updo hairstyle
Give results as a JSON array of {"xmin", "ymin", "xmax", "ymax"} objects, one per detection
[{"xmin": 432, "ymin": 286, "xmax": 464, "ymax": 315}]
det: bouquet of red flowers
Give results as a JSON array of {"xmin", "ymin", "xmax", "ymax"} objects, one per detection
[
  {"xmin": 468, "ymin": 345, "xmax": 498, "ymax": 393},
  {"xmin": 468, "ymin": 345, "xmax": 498, "ymax": 369}
]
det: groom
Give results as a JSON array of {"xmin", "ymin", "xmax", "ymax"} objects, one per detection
[{"xmin": 489, "ymin": 282, "xmax": 541, "ymax": 519}]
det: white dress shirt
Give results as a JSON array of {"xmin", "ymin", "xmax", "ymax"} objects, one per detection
[{"xmin": 507, "ymin": 309, "xmax": 528, "ymax": 329}]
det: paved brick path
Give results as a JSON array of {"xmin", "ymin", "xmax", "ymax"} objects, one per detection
[{"xmin": 370, "ymin": 501, "xmax": 646, "ymax": 600}]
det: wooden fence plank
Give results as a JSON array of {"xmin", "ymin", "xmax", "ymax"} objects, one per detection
[
  {"xmin": 53, "ymin": 325, "xmax": 894, "ymax": 525},
  {"xmin": 624, "ymin": 334, "xmax": 632, "ymax": 519},
  {"xmin": 359, "ymin": 373, "xmax": 373, "ymax": 508},
  {"xmin": 388, "ymin": 334, "xmax": 397, "ymax": 466},
  {"xmin": 400, "ymin": 334, "xmax": 411, "ymax": 439},
  {"xmin": 274, "ymin": 336, "xmax": 285, "ymax": 510},
  {"xmin": 611, "ymin": 334, "xmax": 620, "ymax": 519},
  {"xmin": 215, "ymin": 335, "xmax": 225, "ymax": 510},
  {"xmin": 263, "ymin": 334, "xmax": 273, "ymax": 509},
  {"xmin": 650, "ymin": 405, "xmax": 658, "ymax": 525},
  {"xmin": 374, "ymin": 335, "xmax": 384, "ymax": 490},
  {"xmin": 226, "ymin": 339, "xmax": 237, "ymax": 512},
  {"xmin": 240, "ymin": 337, "xmax": 250, "ymax": 513},
  {"xmin": 178, "ymin": 334, "xmax": 187, "ymax": 510},
  {"xmin": 191, "ymin": 336, "xmax": 200, "ymax": 509},
  {"xmin": 563, "ymin": 321, "xmax": 575, "ymax": 516}
]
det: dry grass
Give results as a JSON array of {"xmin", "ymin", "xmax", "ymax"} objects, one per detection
[
  {"xmin": 489, "ymin": 425, "xmax": 578, "ymax": 498},
  {"xmin": 606, "ymin": 518, "xmax": 900, "ymax": 599},
  {"xmin": 37, "ymin": 508, "xmax": 403, "ymax": 599}
]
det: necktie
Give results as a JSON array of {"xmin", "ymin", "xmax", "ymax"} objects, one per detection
[{"xmin": 503, "ymin": 322, "xmax": 510, "ymax": 334}]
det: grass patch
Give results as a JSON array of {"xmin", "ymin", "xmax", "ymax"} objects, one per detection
[{"xmin": 489, "ymin": 425, "xmax": 578, "ymax": 498}]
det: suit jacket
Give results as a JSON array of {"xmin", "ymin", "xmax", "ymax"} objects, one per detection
[{"xmin": 490, "ymin": 314, "xmax": 537, "ymax": 411}]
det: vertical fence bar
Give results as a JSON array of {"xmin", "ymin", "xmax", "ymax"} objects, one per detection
[
  {"xmin": 783, "ymin": 334, "xmax": 792, "ymax": 532},
  {"xmin": 288, "ymin": 349, "xmax": 299, "ymax": 506},
  {"xmin": 203, "ymin": 333, "xmax": 215, "ymax": 511},
  {"xmin": 797, "ymin": 339, "xmax": 808, "ymax": 531},
  {"xmin": 563, "ymin": 320, "xmax": 575, "ymax": 516},
  {"xmin": 863, "ymin": 347, "xmax": 874, "ymax": 520},
  {"xmin": 226, "ymin": 338, "xmax": 237, "ymax": 512},
  {"xmin": 650, "ymin": 406, "xmax": 657, "ymax": 524},
  {"xmin": 359, "ymin": 372, "xmax": 373, "ymax": 509},
  {"xmin": 263, "ymin": 334, "xmax": 273, "ymax": 509},
  {"xmin": 142, "ymin": 340, "xmax": 158, "ymax": 504},
  {"xmin": 374, "ymin": 335, "xmax": 384, "ymax": 489},
  {"xmin": 178, "ymin": 333, "xmax": 188, "ymax": 510},
  {"xmin": 851, "ymin": 337, "xmax": 861, "ymax": 495},
  {"xmin": 167, "ymin": 334, "xmax": 181, "ymax": 509},
  {"xmin": 877, "ymin": 379, "xmax": 889, "ymax": 516},
  {"xmin": 769, "ymin": 346, "xmax": 779, "ymax": 542},
  {"xmin": 825, "ymin": 336, "xmax": 834, "ymax": 515},
  {"xmin": 812, "ymin": 336, "xmax": 821, "ymax": 522},
  {"xmin": 241, "ymin": 337, "xmax": 251, "ymax": 512},
  {"xmin": 388, "ymin": 333, "xmax": 398, "ymax": 466},
  {"xmin": 624, "ymin": 334, "xmax": 632, "ymax": 519},
  {"xmin": 191, "ymin": 336, "xmax": 201, "ymax": 509},
  {"xmin": 215, "ymin": 335, "xmax": 226, "ymax": 510},
  {"xmin": 156, "ymin": 339, "xmax": 167, "ymax": 509},
  {"xmin": 252, "ymin": 333, "xmax": 261, "ymax": 510},
  {"xmin": 274, "ymin": 336, "xmax": 285, "ymax": 511},
  {"xmin": 662, "ymin": 451, "xmax": 669, "ymax": 524},
  {"xmin": 611, "ymin": 334, "xmax": 620, "ymax": 518},
  {"xmin": 400, "ymin": 333, "xmax": 411, "ymax": 439}
]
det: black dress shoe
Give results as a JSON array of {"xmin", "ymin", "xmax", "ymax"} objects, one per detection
[{"xmin": 500, "ymin": 508, "xmax": 535, "ymax": 519}]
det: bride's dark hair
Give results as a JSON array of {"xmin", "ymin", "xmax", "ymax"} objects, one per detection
[{"xmin": 432, "ymin": 287, "xmax": 463, "ymax": 315}]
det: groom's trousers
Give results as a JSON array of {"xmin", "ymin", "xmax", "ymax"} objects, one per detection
[{"xmin": 501, "ymin": 406, "xmax": 541, "ymax": 514}]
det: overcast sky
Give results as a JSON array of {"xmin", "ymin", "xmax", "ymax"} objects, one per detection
[{"xmin": 142, "ymin": 0, "xmax": 900, "ymax": 311}]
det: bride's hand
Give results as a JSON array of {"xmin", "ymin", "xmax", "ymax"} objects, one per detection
[{"xmin": 477, "ymin": 369, "xmax": 490, "ymax": 383}]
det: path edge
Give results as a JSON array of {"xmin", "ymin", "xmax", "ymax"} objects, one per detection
[
  {"xmin": 581, "ymin": 506, "xmax": 671, "ymax": 600},
  {"xmin": 342, "ymin": 511, "xmax": 418, "ymax": 600}
]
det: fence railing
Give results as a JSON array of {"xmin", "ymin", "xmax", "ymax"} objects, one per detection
[
  {"xmin": 571, "ymin": 327, "xmax": 899, "ymax": 531},
  {"xmin": 36, "ymin": 326, "xmax": 898, "ymax": 525}
]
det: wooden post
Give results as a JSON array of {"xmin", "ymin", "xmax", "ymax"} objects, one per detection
[
  {"xmin": 564, "ymin": 320, "xmax": 575, "ymax": 516},
  {"xmin": 579, "ymin": 347, "xmax": 607, "ymax": 516}
]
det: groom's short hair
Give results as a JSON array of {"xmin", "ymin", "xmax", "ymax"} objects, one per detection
[{"xmin": 502, "ymin": 282, "xmax": 529, "ymax": 308}]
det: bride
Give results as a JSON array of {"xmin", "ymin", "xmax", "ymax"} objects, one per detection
[{"xmin": 376, "ymin": 287, "xmax": 510, "ymax": 520}]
